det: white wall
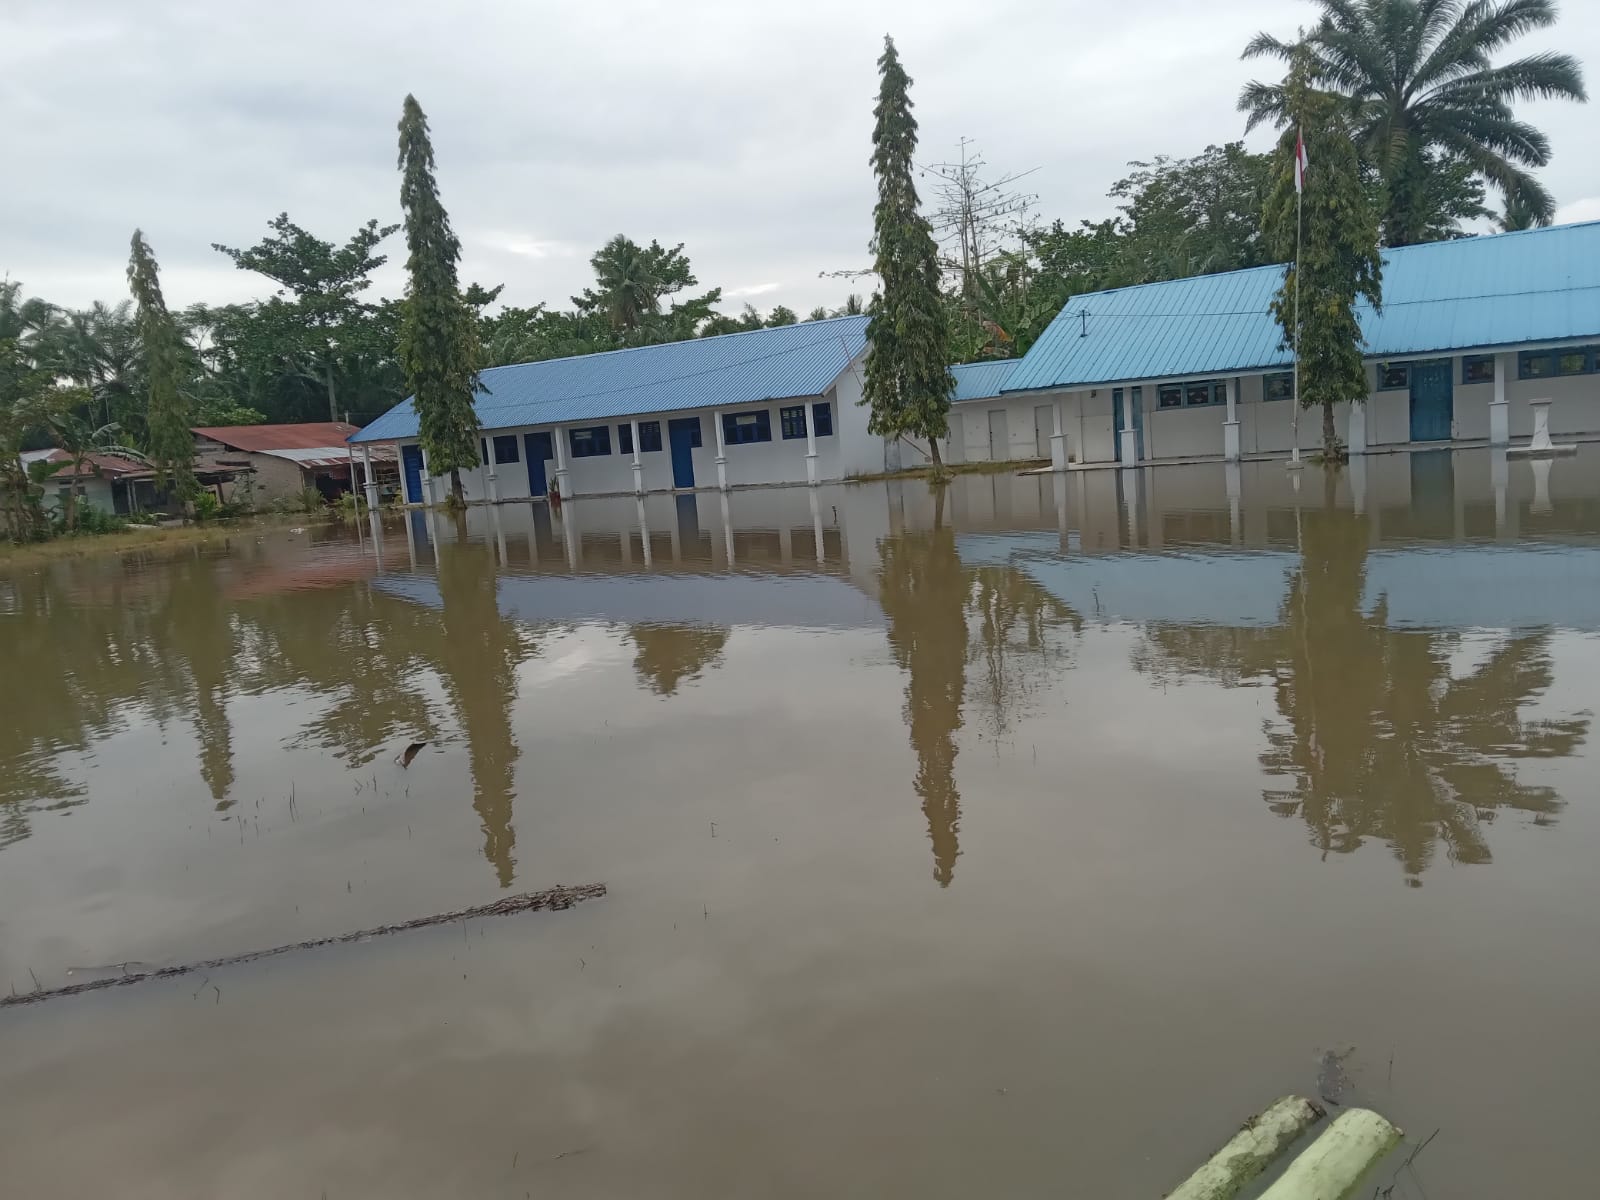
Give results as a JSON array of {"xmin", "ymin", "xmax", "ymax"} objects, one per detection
[
  {"xmin": 43, "ymin": 476, "xmax": 114, "ymax": 515},
  {"xmin": 408, "ymin": 382, "xmax": 860, "ymax": 500},
  {"xmin": 1030, "ymin": 349, "xmax": 1600, "ymax": 464},
  {"xmin": 946, "ymin": 395, "xmax": 1054, "ymax": 463}
]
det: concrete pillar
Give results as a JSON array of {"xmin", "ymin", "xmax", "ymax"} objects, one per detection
[
  {"xmin": 1122, "ymin": 469, "xmax": 1140, "ymax": 545},
  {"xmin": 636, "ymin": 497, "xmax": 653, "ymax": 568},
  {"xmin": 1226, "ymin": 461, "xmax": 1242, "ymax": 546},
  {"xmin": 1529, "ymin": 399, "xmax": 1555, "ymax": 451},
  {"xmin": 1223, "ymin": 377, "xmax": 1241, "ymax": 462},
  {"xmin": 712, "ymin": 409, "xmax": 729, "ymax": 491},
  {"xmin": 1053, "ymin": 469, "xmax": 1070, "ymax": 552},
  {"xmin": 630, "ymin": 418, "xmax": 644, "ymax": 495},
  {"xmin": 553, "ymin": 424, "xmax": 572, "ymax": 498},
  {"xmin": 367, "ymin": 509, "xmax": 384, "ymax": 569},
  {"xmin": 1118, "ymin": 389, "xmax": 1140, "ymax": 467},
  {"xmin": 1118, "ymin": 428, "xmax": 1139, "ymax": 466},
  {"xmin": 1531, "ymin": 455, "xmax": 1554, "ymax": 514},
  {"xmin": 361, "ymin": 444, "xmax": 379, "ymax": 509},
  {"xmin": 561, "ymin": 500, "xmax": 579, "ymax": 570},
  {"xmin": 1349, "ymin": 452, "xmax": 1367, "ymax": 517},
  {"xmin": 491, "ymin": 503, "xmax": 507, "ymax": 566},
  {"xmin": 804, "ymin": 402, "xmax": 819, "ymax": 487},
  {"xmin": 1347, "ymin": 401, "xmax": 1367, "ymax": 456},
  {"xmin": 1050, "ymin": 397, "xmax": 1068, "ymax": 471},
  {"xmin": 808, "ymin": 489, "xmax": 825, "ymax": 564},
  {"xmin": 1491, "ymin": 448, "xmax": 1511, "ymax": 539},
  {"xmin": 1490, "ymin": 352, "xmax": 1513, "ymax": 446},
  {"xmin": 481, "ymin": 439, "xmax": 499, "ymax": 504},
  {"xmin": 719, "ymin": 492, "xmax": 734, "ymax": 564},
  {"xmin": 419, "ymin": 446, "xmax": 439, "ymax": 507}
]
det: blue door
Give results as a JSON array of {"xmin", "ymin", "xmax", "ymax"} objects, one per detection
[
  {"xmin": 1409, "ymin": 361, "xmax": 1453, "ymax": 442},
  {"xmin": 668, "ymin": 417, "xmax": 700, "ymax": 488},
  {"xmin": 401, "ymin": 444, "xmax": 425, "ymax": 503},
  {"xmin": 523, "ymin": 432, "xmax": 552, "ymax": 496}
]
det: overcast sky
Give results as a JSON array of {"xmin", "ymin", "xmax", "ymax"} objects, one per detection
[{"xmin": 4, "ymin": 0, "xmax": 1598, "ymax": 318}]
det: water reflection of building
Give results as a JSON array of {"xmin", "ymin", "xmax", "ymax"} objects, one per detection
[
  {"xmin": 381, "ymin": 481, "xmax": 1083, "ymax": 888},
  {"xmin": 957, "ymin": 450, "xmax": 1595, "ymax": 883},
  {"xmin": 10, "ymin": 450, "xmax": 1595, "ymax": 893}
]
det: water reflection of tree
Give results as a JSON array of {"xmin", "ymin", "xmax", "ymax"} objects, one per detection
[
  {"xmin": 1139, "ymin": 505, "xmax": 1589, "ymax": 883},
  {"xmin": 881, "ymin": 505, "xmax": 967, "ymax": 887},
  {"xmin": 434, "ymin": 536, "xmax": 531, "ymax": 888},
  {"xmin": 966, "ymin": 564, "xmax": 1080, "ymax": 740},
  {"xmin": 239, "ymin": 583, "xmax": 443, "ymax": 766},
  {"xmin": 628, "ymin": 625, "xmax": 729, "ymax": 695},
  {"xmin": 0, "ymin": 536, "xmax": 534, "ymax": 890},
  {"xmin": 160, "ymin": 559, "xmax": 238, "ymax": 807},
  {"xmin": 879, "ymin": 496, "xmax": 1083, "ymax": 886}
]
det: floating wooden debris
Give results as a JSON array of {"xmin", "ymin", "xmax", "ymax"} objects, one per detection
[{"xmin": 3, "ymin": 884, "xmax": 606, "ymax": 1008}]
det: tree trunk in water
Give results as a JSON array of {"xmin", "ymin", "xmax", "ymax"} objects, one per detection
[
  {"xmin": 450, "ymin": 468, "xmax": 464, "ymax": 506},
  {"xmin": 1322, "ymin": 402, "xmax": 1338, "ymax": 460}
]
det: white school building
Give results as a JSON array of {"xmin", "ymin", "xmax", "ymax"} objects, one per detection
[
  {"xmin": 934, "ymin": 221, "xmax": 1600, "ymax": 468},
  {"xmin": 350, "ymin": 316, "xmax": 891, "ymax": 503}
]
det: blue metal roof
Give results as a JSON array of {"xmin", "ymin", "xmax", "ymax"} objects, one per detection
[
  {"xmin": 1004, "ymin": 221, "xmax": 1600, "ymax": 393},
  {"xmin": 352, "ymin": 315, "xmax": 869, "ymax": 444},
  {"xmin": 949, "ymin": 360, "xmax": 1017, "ymax": 402}
]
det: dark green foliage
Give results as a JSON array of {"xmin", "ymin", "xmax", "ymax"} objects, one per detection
[
  {"xmin": 127, "ymin": 230, "xmax": 196, "ymax": 498},
  {"xmin": 212, "ymin": 214, "xmax": 400, "ymax": 422},
  {"xmin": 574, "ymin": 236, "xmax": 716, "ymax": 333},
  {"xmin": 1241, "ymin": 0, "xmax": 1587, "ymax": 244},
  {"xmin": 943, "ymin": 142, "xmax": 1278, "ymax": 365},
  {"xmin": 396, "ymin": 95, "xmax": 482, "ymax": 503},
  {"xmin": 1263, "ymin": 75, "xmax": 1384, "ymax": 459},
  {"xmin": 863, "ymin": 35, "xmax": 954, "ymax": 466}
]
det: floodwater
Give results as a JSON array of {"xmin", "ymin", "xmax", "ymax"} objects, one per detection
[{"xmin": 2, "ymin": 448, "xmax": 1598, "ymax": 1197}]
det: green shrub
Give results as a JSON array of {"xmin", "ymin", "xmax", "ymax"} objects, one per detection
[
  {"xmin": 53, "ymin": 504, "xmax": 128, "ymax": 537},
  {"xmin": 192, "ymin": 493, "xmax": 223, "ymax": 523}
]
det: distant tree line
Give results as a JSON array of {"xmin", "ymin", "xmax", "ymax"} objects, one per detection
[{"xmin": 3, "ymin": 0, "xmax": 1584, "ymax": 530}]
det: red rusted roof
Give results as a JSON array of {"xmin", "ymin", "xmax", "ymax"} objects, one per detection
[
  {"xmin": 42, "ymin": 451, "xmax": 153, "ymax": 479},
  {"xmin": 192, "ymin": 422, "xmax": 363, "ymax": 453}
]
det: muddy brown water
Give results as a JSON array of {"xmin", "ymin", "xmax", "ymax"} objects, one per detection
[{"xmin": 2, "ymin": 449, "xmax": 1598, "ymax": 1197}]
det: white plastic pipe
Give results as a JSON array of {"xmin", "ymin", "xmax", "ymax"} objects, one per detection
[
  {"xmin": 1257, "ymin": 1108, "xmax": 1402, "ymax": 1200},
  {"xmin": 1167, "ymin": 1096, "xmax": 1324, "ymax": 1200}
]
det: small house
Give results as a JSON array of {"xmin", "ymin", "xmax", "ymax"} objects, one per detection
[{"xmin": 192, "ymin": 423, "xmax": 396, "ymax": 507}]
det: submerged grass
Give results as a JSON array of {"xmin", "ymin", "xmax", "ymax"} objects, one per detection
[
  {"xmin": 846, "ymin": 457, "xmax": 1046, "ymax": 484},
  {"xmin": 0, "ymin": 515, "xmax": 315, "ymax": 572}
]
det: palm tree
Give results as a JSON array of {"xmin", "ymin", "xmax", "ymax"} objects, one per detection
[
  {"xmin": 60, "ymin": 301, "xmax": 141, "ymax": 430},
  {"xmin": 574, "ymin": 236, "xmax": 698, "ymax": 334},
  {"xmin": 1496, "ymin": 184, "xmax": 1543, "ymax": 230},
  {"xmin": 1240, "ymin": 0, "xmax": 1586, "ymax": 245}
]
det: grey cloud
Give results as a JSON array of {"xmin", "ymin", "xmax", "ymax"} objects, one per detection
[{"xmin": 4, "ymin": 0, "xmax": 1596, "ymax": 319}]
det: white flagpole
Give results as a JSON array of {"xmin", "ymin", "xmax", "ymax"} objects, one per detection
[{"xmin": 1290, "ymin": 128, "xmax": 1304, "ymax": 468}]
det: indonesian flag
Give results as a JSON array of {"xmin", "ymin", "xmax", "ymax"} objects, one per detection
[{"xmin": 1294, "ymin": 129, "xmax": 1309, "ymax": 193}]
